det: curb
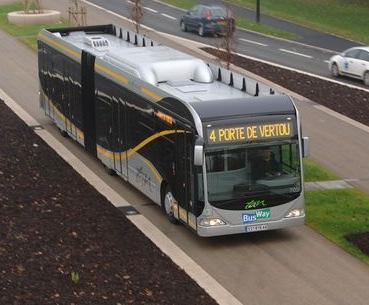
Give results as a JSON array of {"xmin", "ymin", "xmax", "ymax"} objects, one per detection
[{"xmin": 0, "ymin": 88, "xmax": 244, "ymax": 305}]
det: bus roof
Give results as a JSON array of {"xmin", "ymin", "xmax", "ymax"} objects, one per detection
[
  {"xmin": 40, "ymin": 25, "xmax": 293, "ymax": 126},
  {"xmin": 190, "ymin": 95, "xmax": 295, "ymax": 121}
]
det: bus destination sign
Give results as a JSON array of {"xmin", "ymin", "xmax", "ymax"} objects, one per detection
[{"xmin": 206, "ymin": 121, "xmax": 293, "ymax": 144}]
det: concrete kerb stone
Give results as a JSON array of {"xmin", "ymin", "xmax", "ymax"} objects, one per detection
[
  {"xmin": 305, "ymin": 180, "xmax": 353, "ymax": 191},
  {"xmin": 7, "ymin": 10, "xmax": 61, "ymax": 25},
  {"xmin": 1, "ymin": 84, "xmax": 244, "ymax": 304}
]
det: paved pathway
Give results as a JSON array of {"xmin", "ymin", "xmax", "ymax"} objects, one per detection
[{"xmin": 305, "ymin": 180, "xmax": 353, "ymax": 191}]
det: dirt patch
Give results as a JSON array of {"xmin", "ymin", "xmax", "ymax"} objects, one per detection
[
  {"xmin": 346, "ymin": 232, "xmax": 369, "ymax": 256},
  {"xmin": 204, "ymin": 48, "xmax": 369, "ymax": 127},
  {"xmin": 0, "ymin": 100, "xmax": 217, "ymax": 305}
]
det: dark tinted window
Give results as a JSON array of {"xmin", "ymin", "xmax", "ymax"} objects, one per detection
[
  {"xmin": 190, "ymin": 5, "xmax": 201, "ymax": 16},
  {"xmin": 210, "ymin": 7, "xmax": 227, "ymax": 17},
  {"xmin": 358, "ymin": 50, "xmax": 369, "ymax": 62},
  {"xmin": 344, "ymin": 49, "xmax": 361, "ymax": 59}
]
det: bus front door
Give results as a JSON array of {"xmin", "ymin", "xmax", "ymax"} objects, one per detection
[
  {"xmin": 112, "ymin": 98, "xmax": 128, "ymax": 179},
  {"xmin": 175, "ymin": 129, "xmax": 191, "ymax": 225}
]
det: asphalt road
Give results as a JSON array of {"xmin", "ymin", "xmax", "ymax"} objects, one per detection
[
  {"xmin": 86, "ymin": 0, "xmax": 368, "ymax": 90},
  {"xmin": 1, "ymin": 0, "xmax": 369, "ymax": 304}
]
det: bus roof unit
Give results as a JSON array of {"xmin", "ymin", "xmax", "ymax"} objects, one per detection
[{"xmin": 41, "ymin": 24, "xmax": 281, "ymax": 111}]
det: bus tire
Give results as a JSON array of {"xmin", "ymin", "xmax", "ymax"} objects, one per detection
[
  {"xmin": 104, "ymin": 164, "xmax": 116, "ymax": 176},
  {"xmin": 59, "ymin": 128, "xmax": 68, "ymax": 137},
  {"xmin": 162, "ymin": 185, "xmax": 178, "ymax": 224}
]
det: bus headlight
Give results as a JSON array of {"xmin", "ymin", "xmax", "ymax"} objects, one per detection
[
  {"xmin": 285, "ymin": 208, "xmax": 305, "ymax": 218},
  {"xmin": 199, "ymin": 218, "xmax": 226, "ymax": 227}
]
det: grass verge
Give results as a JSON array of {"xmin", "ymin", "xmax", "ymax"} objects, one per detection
[
  {"xmin": 236, "ymin": 16, "xmax": 299, "ymax": 40},
  {"xmin": 0, "ymin": 2, "xmax": 68, "ymax": 50},
  {"xmin": 303, "ymin": 160, "xmax": 369, "ymax": 264},
  {"xmin": 305, "ymin": 188, "xmax": 369, "ymax": 265},
  {"xmin": 228, "ymin": 0, "xmax": 369, "ymax": 44},
  {"xmin": 303, "ymin": 158, "xmax": 339, "ymax": 182},
  {"xmin": 161, "ymin": 0, "xmax": 299, "ymax": 40}
]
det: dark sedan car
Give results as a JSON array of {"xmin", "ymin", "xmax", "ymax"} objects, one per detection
[{"xmin": 180, "ymin": 5, "xmax": 235, "ymax": 37}]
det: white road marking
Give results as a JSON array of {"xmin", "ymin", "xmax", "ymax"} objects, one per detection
[
  {"xmin": 144, "ymin": 7, "xmax": 158, "ymax": 13},
  {"xmin": 279, "ymin": 48, "xmax": 313, "ymax": 58},
  {"xmin": 324, "ymin": 60, "xmax": 329, "ymax": 63},
  {"xmin": 239, "ymin": 38, "xmax": 268, "ymax": 47},
  {"xmin": 162, "ymin": 31, "xmax": 369, "ymax": 93},
  {"xmin": 161, "ymin": 13, "xmax": 177, "ymax": 21},
  {"xmin": 152, "ymin": 0, "xmax": 187, "ymax": 12}
]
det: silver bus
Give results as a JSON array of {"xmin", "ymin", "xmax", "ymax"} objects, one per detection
[{"xmin": 38, "ymin": 24, "xmax": 309, "ymax": 237}]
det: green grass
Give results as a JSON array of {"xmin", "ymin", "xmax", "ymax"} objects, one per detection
[
  {"xmin": 303, "ymin": 160, "xmax": 369, "ymax": 264},
  {"xmin": 162, "ymin": 0, "xmax": 299, "ymax": 40},
  {"xmin": 236, "ymin": 16, "xmax": 299, "ymax": 40},
  {"xmin": 305, "ymin": 188, "xmax": 369, "ymax": 265},
  {"xmin": 303, "ymin": 158, "xmax": 339, "ymax": 182},
  {"xmin": 162, "ymin": 0, "xmax": 195, "ymax": 10},
  {"xmin": 228, "ymin": 0, "xmax": 369, "ymax": 44},
  {"xmin": 0, "ymin": 3, "xmax": 68, "ymax": 50}
]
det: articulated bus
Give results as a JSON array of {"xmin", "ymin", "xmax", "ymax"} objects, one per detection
[{"xmin": 38, "ymin": 24, "xmax": 309, "ymax": 237}]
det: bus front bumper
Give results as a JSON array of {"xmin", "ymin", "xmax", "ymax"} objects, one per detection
[{"xmin": 197, "ymin": 216, "xmax": 304, "ymax": 237}]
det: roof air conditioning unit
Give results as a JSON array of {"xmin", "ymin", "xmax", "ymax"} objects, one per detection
[{"xmin": 84, "ymin": 36, "xmax": 110, "ymax": 51}]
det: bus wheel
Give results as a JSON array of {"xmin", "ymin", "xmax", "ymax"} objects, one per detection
[
  {"xmin": 162, "ymin": 186, "xmax": 178, "ymax": 224},
  {"xmin": 104, "ymin": 164, "xmax": 116, "ymax": 176},
  {"xmin": 59, "ymin": 128, "xmax": 68, "ymax": 137}
]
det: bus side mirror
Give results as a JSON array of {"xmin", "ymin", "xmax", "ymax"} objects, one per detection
[
  {"xmin": 194, "ymin": 137, "xmax": 204, "ymax": 166},
  {"xmin": 302, "ymin": 136, "xmax": 309, "ymax": 158}
]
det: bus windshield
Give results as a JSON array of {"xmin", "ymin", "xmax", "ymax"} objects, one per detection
[{"xmin": 201, "ymin": 141, "xmax": 301, "ymax": 210}]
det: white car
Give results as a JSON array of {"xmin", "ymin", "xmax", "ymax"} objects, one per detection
[{"xmin": 328, "ymin": 46, "xmax": 369, "ymax": 86}]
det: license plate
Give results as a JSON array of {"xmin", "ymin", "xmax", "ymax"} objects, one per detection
[{"xmin": 246, "ymin": 224, "xmax": 268, "ymax": 233}]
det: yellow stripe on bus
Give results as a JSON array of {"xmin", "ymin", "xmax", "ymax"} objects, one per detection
[
  {"xmin": 96, "ymin": 144, "xmax": 114, "ymax": 159},
  {"xmin": 38, "ymin": 33, "xmax": 80, "ymax": 60},
  {"xmin": 140, "ymin": 156, "xmax": 163, "ymax": 183},
  {"xmin": 123, "ymin": 130, "xmax": 185, "ymax": 159},
  {"xmin": 42, "ymin": 92, "xmax": 85, "ymax": 141},
  {"xmin": 141, "ymin": 87, "xmax": 162, "ymax": 102},
  {"xmin": 95, "ymin": 63, "xmax": 129, "ymax": 85}
]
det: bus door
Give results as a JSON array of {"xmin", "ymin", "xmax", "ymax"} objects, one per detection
[
  {"xmin": 63, "ymin": 62, "xmax": 75, "ymax": 138},
  {"xmin": 81, "ymin": 51, "xmax": 97, "ymax": 157},
  {"xmin": 175, "ymin": 126, "xmax": 192, "ymax": 225},
  {"xmin": 111, "ymin": 97, "xmax": 127, "ymax": 179}
]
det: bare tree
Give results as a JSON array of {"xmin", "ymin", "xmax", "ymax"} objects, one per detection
[
  {"xmin": 68, "ymin": 0, "xmax": 87, "ymax": 26},
  {"xmin": 218, "ymin": 6, "xmax": 235, "ymax": 69},
  {"xmin": 23, "ymin": 0, "xmax": 43, "ymax": 13},
  {"xmin": 131, "ymin": 0, "xmax": 143, "ymax": 34}
]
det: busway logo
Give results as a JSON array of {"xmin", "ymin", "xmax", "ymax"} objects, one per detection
[{"xmin": 242, "ymin": 208, "xmax": 271, "ymax": 223}]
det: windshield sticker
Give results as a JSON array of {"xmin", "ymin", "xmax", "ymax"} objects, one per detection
[
  {"xmin": 244, "ymin": 199, "xmax": 267, "ymax": 210},
  {"xmin": 242, "ymin": 208, "xmax": 271, "ymax": 223}
]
